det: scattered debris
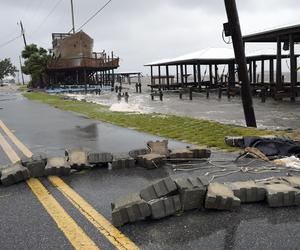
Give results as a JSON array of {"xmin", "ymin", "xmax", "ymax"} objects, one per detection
[
  {"xmin": 1, "ymin": 162, "xmax": 30, "ymax": 186},
  {"xmin": 265, "ymin": 183, "xmax": 300, "ymax": 207},
  {"xmin": 87, "ymin": 152, "xmax": 113, "ymax": 165},
  {"xmin": 137, "ymin": 153, "xmax": 165, "ymax": 169},
  {"xmin": 129, "ymin": 148, "xmax": 151, "ymax": 159},
  {"xmin": 111, "ymin": 153, "xmax": 135, "ymax": 169},
  {"xmin": 44, "ymin": 156, "xmax": 71, "ymax": 176},
  {"xmin": 225, "ymin": 180, "xmax": 266, "ymax": 203},
  {"xmin": 22, "ymin": 153, "xmax": 47, "ymax": 177},
  {"xmin": 140, "ymin": 177, "xmax": 178, "ymax": 201},
  {"xmin": 225, "ymin": 136, "xmax": 300, "ymax": 160},
  {"xmin": 205, "ymin": 182, "xmax": 241, "ymax": 210},
  {"xmin": 65, "ymin": 149, "xmax": 89, "ymax": 170},
  {"xmin": 174, "ymin": 176, "xmax": 209, "ymax": 211},
  {"xmin": 273, "ymin": 156, "xmax": 300, "ymax": 169},
  {"xmin": 148, "ymin": 195, "xmax": 181, "ymax": 219},
  {"xmin": 111, "ymin": 193, "xmax": 151, "ymax": 227},
  {"xmin": 147, "ymin": 140, "xmax": 169, "ymax": 156},
  {"xmin": 112, "ymin": 173, "xmax": 300, "ymax": 227}
]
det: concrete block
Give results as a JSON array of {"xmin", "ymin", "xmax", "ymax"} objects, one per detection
[
  {"xmin": 224, "ymin": 136, "xmax": 244, "ymax": 147},
  {"xmin": 137, "ymin": 153, "xmax": 165, "ymax": 169},
  {"xmin": 129, "ymin": 148, "xmax": 151, "ymax": 159},
  {"xmin": 205, "ymin": 183, "xmax": 241, "ymax": 210},
  {"xmin": 148, "ymin": 195, "xmax": 181, "ymax": 219},
  {"xmin": 169, "ymin": 148, "xmax": 194, "ymax": 159},
  {"xmin": 1, "ymin": 162, "xmax": 30, "ymax": 186},
  {"xmin": 65, "ymin": 149, "xmax": 89, "ymax": 170},
  {"xmin": 283, "ymin": 176, "xmax": 300, "ymax": 189},
  {"xmin": 174, "ymin": 176, "xmax": 208, "ymax": 211},
  {"xmin": 111, "ymin": 193, "xmax": 151, "ymax": 227},
  {"xmin": 111, "ymin": 193, "xmax": 142, "ymax": 210},
  {"xmin": 21, "ymin": 154, "xmax": 47, "ymax": 177},
  {"xmin": 265, "ymin": 183, "xmax": 300, "ymax": 207},
  {"xmin": 187, "ymin": 146, "xmax": 211, "ymax": 159},
  {"xmin": 44, "ymin": 157, "xmax": 71, "ymax": 176},
  {"xmin": 87, "ymin": 152, "xmax": 113, "ymax": 165},
  {"xmin": 147, "ymin": 140, "xmax": 169, "ymax": 156},
  {"xmin": 226, "ymin": 181, "xmax": 266, "ymax": 203},
  {"xmin": 111, "ymin": 153, "xmax": 135, "ymax": 169},
  {"xmin": 140, "ymin": 177, "xmax": 177, "ymax": 201}
]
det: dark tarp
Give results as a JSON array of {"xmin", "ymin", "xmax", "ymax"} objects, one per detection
[{"xmin": 242, "ymin": 137, "xmax": 300, "ymax": 160}]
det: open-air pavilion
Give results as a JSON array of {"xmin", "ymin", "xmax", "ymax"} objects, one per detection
[
  {"xmin": 145, "ymin": 47, "xmax": 294, "ymax": 101},
  {"xmin": 243, "ymin": 24, "xmax": 300, "ymax": 102}
]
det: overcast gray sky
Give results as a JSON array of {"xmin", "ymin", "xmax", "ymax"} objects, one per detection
[{"xmin": 1, "ymin": 0, "xmax": 300, "ymax": 75}]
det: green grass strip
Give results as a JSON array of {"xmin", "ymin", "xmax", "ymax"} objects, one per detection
[{"xmin": 23, "ymin": 92, "xmax": 300, "ymax": 151}]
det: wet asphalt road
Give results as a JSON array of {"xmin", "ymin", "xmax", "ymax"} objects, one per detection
[{"xmin": 0, "ymin": 88, "xmax": 300, "ymax": 250}]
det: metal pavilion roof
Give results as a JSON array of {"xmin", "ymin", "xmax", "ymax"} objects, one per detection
[{"xmin": 145, "ymin": 47, "xmax": 291, "ymax": 66}]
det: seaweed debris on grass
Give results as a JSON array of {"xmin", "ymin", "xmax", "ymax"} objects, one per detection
[{"xmin": 23, "ymin": 92, "xmax": 300, "ymax": 151}]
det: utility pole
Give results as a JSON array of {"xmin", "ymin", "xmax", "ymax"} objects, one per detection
[
  {"xmin": 70, "ymin": 0, "xmax": 76, "ymax": 33},
  {"xmin": 19, "ymin": 20, "xmax": 27, "ymax": 47},
  {"xmin": 223, "ymin": 0, "xmax": 257, "ymax": 127},
  {"xmin": 19, "ymin": 56, "xmax": 25, "ymax": 85}
]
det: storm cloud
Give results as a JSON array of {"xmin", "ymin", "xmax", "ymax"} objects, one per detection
[{"xmin": 1, "ymin": 0, "xmax": 300, "ymax": 76}]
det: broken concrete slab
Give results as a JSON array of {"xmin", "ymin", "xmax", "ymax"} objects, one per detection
[
  {"xmin": 136, "ymin": 153, "xmax": 165, "ymax": 169},
  {"xmin": 111, "ymin": 193, "xmax": 151, "ymax": 227},
  {"xmin": 226, "ymin": 181, "xmax": 266, "ymax": 203},
  {"xmin": 65, "ymin": 149, "xmax": 89, "ymax": 170},
  {"xmin": 21, "ymin": 153, "xmax": 47, "ymax": 177},
  {"xmin": 224, "ymin": 136, "xmax": 244, "ymax": 147},
  {"xmin": 174, "ymin": 176, "xmax": 209, "ymax": 211},
  {"xmin": 1, "ymin": 162, "xmax": 30, "ymax": 186},
  {"xmin": 169, "ymin": 148, "xmax": 194, "ymax": 159},
  {"xmin": 147, "ymin": 140, "xmax": 169, "ymax": 156},
  {"xmin": 264, "ymin": 183, "xmax": 300, "ymax": 207},
  {"xmin": 187, "ymin": 146, "xmax": 211, "ymax": 159},
  {"xmin": 205, "ymin": 182, "xmax": 241, "ymax": 210},
  {"xmin": 44, "ymin": 156, "xmax": 71, "ymax": 176},
  {"xmin": 148, "ymin": 195, "xmax": 181, "ymax": 219},
  {"xmin": 87, "ymin": 152, "xmax": 113, "ymax": 165},
  {"xmin": 140, "ymin": 177, "xmax": 177, "ymax": 201},
  {"xmin": 129, "ymin": 148, "xmax": 151, "ymax": 159},
  {"xmin": 111, "ymin": 153, "xmax": 135, "ymax": 169}
]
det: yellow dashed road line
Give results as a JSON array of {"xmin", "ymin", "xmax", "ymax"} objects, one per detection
[
  {"xmin": 0, "ymin": 120, "xmax": 33, "ymax": 158},
  {"xmin": 0, "ymin": 132, "xmax": 20, "ymax": 163},
  {"xmin": 0, "ymin": 119, "xmax": 139, "ymax": 250},
  {"xmin": 49, "ymin": 176, "xmax": 139, "ymax": 250},
  {"xmin": 0, "ymin": 122, "xmax": 100, "ymax": 250}
]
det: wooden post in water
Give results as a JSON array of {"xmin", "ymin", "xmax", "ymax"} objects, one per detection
[
  {"xmin": 197, "ymin": 64, "xmax": 201, "ymax": 90},
  {"xmin": 276, "ymin": 37, "xmax": 282, "ymax": 89},
  {"xmin": 290, "ymin": 34, "xmax": 296, "ymax": 102},
  {"xmin": 261, "ymin": 60, "xmax": 266, "ymax": 103},
  {"xmin": 166, "ymin": 65, "xmax": 170, "ymax": 90},
  {"xmin": 150, "ymin": 66, "xmax": 154, "ymax": 86},
  {"xmin": 248, "ymin": 62, "xmax": 252, "ymax": 83},
  {"xmin": 180, "ymin": 64, "xmax": 184, "ymax": 87},
  {"xmin": 269, "ymin": 59, "xmax": 274, "ymax": 83},
  {"xmin": 158, "ymin": 66, "xmax": 161, "ymax": 90},
  {"xmin": 224, "ymin": 0, "xmax": 257, "ymax": 127}
]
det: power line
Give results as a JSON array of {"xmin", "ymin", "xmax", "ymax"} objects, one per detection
[
  {"xmin": 76, "ymin": 0, "xmax": 112, "ymax": 31},
  {"xmin": 0, "ymin": 34, "xmax": 22, "ymax": 49},
  {"xmin": 28, "ymin": 0, "xmax": 64, "ymax": 37}
]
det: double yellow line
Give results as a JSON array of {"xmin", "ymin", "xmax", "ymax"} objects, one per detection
[{"xmin": 0, "ymin": 120, "xmax": 138, "ymax": 250}]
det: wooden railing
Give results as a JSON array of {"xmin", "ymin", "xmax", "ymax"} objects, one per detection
[{"xmin": 47, "ymin": 57, "xmax": 119, "ymax": 70}]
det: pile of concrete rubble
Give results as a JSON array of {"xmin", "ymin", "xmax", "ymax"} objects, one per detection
[
  {"xmin": 0, "ymin": 140, "xmax": 211, "ymax": 186},
  {"xmin": 111, "ymin": 175, "xmax": 300, "ymax": 227}
]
